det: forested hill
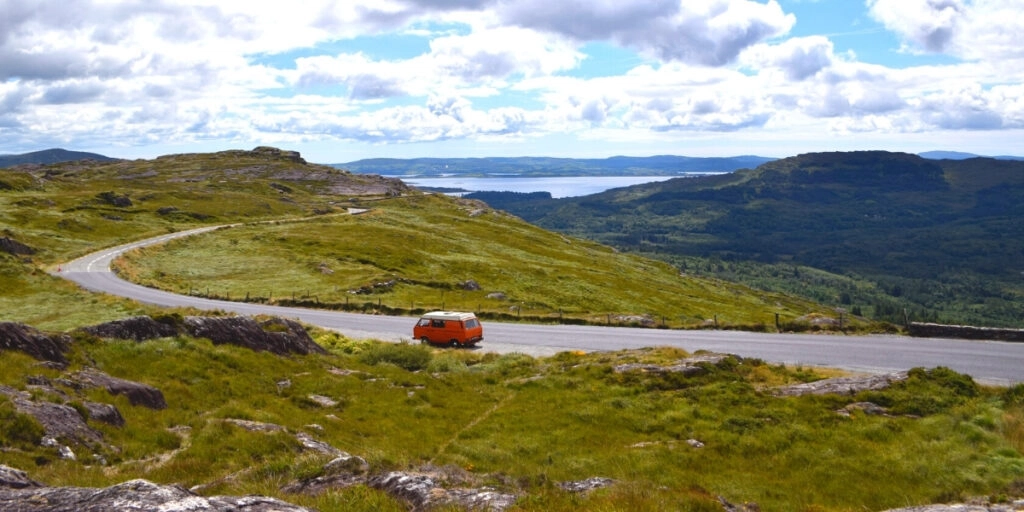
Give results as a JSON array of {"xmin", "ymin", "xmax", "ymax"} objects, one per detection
[
  {"xmin": 0, "ymin": 148, "xmax": 118, "ymax": 167},
  {"xmin": 469, "ymin": 151, "xmax": 1024, "ymax": 328}
]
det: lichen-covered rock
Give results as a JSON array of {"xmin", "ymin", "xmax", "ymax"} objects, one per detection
[
  {"xmin": 81, "ymin": 402, "xmax": 126, "ymax": 426},
  {"xmin": 0, "ymin": 466, "xmax": 42, "ymax": 490},
  {"xmin": 557, "ymin": 477, "xmax": 615, "ymax": 493},
  {"xmin": 0, "ymin": 323, "xmax": 70, "ymax": 365},
  {"xmin": 367, "ymin": 471, "xmax": 518, "ymax": 512},
  {"xmin": 836, "ymin": 402, "xmax": 889, "ymax": 417},
  {"xmin": 279, "ymin": 453, "xmax": 370, "ymax": 495},
  {"xmin": 0, "ymin": 386, "xmax": 104, "ymax": 448},
  {"xmin": 71, "ymin": 369, "xmax": 167, "ymax": 410},
  {"xmin": 614, "ymin": 353, "xmax": 735, "ymax": 376},
  {"xmin": 773, "ymin": 372, "xmax": 909, "ymax": 397},
  {"xmin": 80, "ymin": 316, "xmax": 178, "ymax": 342},
  {"xmin": 294, "ymin": 432, "xmax": 343, "ymax": 457},
  {"xmin": 183, "ymin": 316, "xmax": 327, "ymax": 356},
  {"xmin": 0, "ymin": 478, "xmax": 315, "ymax": 512}
]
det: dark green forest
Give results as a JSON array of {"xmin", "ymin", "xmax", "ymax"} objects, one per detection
[{"xmin": 468, "ymin": 151, "xmax": 1024, "ymax": 328}]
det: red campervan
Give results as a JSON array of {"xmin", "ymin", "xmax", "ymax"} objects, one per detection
[{"xmin": 413, "ymin": 311, "xmax": 483, "ymax": 347}]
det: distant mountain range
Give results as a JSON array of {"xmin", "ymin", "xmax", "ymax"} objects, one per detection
[
  {"xmin": 0, "ymin": 148, "xmax": 119, "ymax": 168},
  {"xmin": 331, "ymin": 155, "xmax": 777, "ymax": 177},
  {"xmin": 919, "ymin": 150, "xmax": 1024, "ymax": 161}
]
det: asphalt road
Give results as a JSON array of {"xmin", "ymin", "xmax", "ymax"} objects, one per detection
[{"xmin": 56, "ymin": 225, "xmax": 1024, "ymax": 386}]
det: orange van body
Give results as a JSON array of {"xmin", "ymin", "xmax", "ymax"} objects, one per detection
[{"xmin": 413, "ymin": 311, "xmax": 483, "ymax": 347}]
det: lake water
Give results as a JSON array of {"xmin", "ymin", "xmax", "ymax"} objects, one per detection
[{"xmin": 392, "ymin": 175, "xmax": 680, "ymax": 198}]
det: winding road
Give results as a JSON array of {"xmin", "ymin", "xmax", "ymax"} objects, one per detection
[{"xmin": 56, "ymin": 225, "xmax": 1024, "ymax": 386}]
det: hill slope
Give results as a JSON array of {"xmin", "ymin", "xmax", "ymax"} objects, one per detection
[
  {"xmin": 473, "ymin": 151, "xmax": 1024, "ymax": 327},
  {"xmin": 1, "ymin": 146, "xmax": 830, "ymax": 331},
  {"xmin": 0, "ymin": 148, "xmax": 118, "ymax": 167}
]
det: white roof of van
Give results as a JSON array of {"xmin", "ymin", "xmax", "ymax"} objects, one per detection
[{"xmin": 420, "ymin": 311, "xmax": 477, "ymax": 321}]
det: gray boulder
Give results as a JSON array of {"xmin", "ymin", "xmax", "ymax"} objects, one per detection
[
  {"xmin": 0, "ymin": 237, "xmax": 35, "ymax": 256},
  {"xmin": 71, "ymin": 369, "xmax": 167, "ymax": 410},
  {"xmin": 0, "ymin": 478, "xmax": 314, "ymax": 512},
  {"xmin": 614, "ymin": 353, "xmax": 735, "ymax": 376},
  {"xmin": 81, "ymin": 402, "xmax": 125, "ymax": 427},
  {"xmin": 367, "ymin": 471, "xmax": 518, "ymax": 512},
  {"xmin": 0, "ymin": 466, "xmax": 41, "ymax": 490},
  {"xmin": 558, "ymin": 477, "xmax": 615, "ymax": 493},
  {"xmin": 184, "ymin": 316, "xmax": 327, "ymax": 356},
  {"xmin": 774, "ymin": 372, "xmax": 909, "ymax": 397},
  {"xmin": 80, "ymin": 316, "xmax": 178, "ymax": 342},
  {"xmin": 0, "ymin": 323, "xmax": 70, "ymax": 365},
  {"xmin": 0, "ymin": 385, "xmax": 105, "ymax": 448}
]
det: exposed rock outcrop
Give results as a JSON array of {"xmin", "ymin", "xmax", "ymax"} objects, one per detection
[
  {"xmin": 80, "ymin": 315, "xmax": 326, "ymax": 356},
  {"xmin": 183, "ymin": 316, "xmax": 327, "ymax": 356},
  {"xmin": 773, "ymin": 372, "xmax": 909, "ymax": 397},
  {"xmin": 95, "ymin": 191, "xmax": 132, "ymax": 207},
  {"xmin": 70, "ymin": 369, "xmax": 167, "ymax": 410},
  {"xmin": 0, "ymin": 322, "xmax": 71, "ymax": 365},
  {"xmin": 836, "ymin": 402, "xmax": 889, "ymax": 417},
  {"xmin": 0, "ymin": 236, "xmax": 35, "ymax": 255},
  {"xmin": 0, "ymin": 477, "xmax": 315, "ymax": 512},
  {"xmin": 81, "ymin": 401, "xmax": 125, "ymax": 427},
  {"xmin": 367, "ymin": 471, "xmax": 518, "ymax": 512},
  {"xmin": 614, "ymin": 353, "xmax": 736, "ymax": 376},
  {"xmin": 0, "ymin": 466, "xmax": 42, "ymax": 490},
  {"xmin": 80, "ymin": 316, "xmax": 178, "ymax": 342},
  {"xmin": 558, "ymin": 477, "xmax": 615, "ymax": 493},
  {"xmin": 251, "ymin": 146, "xmax": 306, "ymax": 164},
  {"xmin": 0, "ymin": 386, "xmax": 105, "ymax": 448}
]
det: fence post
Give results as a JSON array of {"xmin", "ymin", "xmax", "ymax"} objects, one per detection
[
  {"xmin": 775, "ymin": 312, "xmax": 780, "ymax": 332},
  {"xmin": 714, "ymin": 315, "xmax": 719, "ymax": 328}
]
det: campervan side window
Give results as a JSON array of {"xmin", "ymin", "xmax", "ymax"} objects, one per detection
[
  {"xmin": 431, "ymin": 319, "xmax": 445, "ymax": 328},
  {"xmin": 464, "ymin": 318, "xmax": 479, "ymax": 328},
  {"xmin": 417, "ymin": 318, "xmax": 430, "ymax": 327}
]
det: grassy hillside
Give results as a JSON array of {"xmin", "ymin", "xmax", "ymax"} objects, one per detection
[
  {"xmin": 0, "ymin": 147, "xmax": 404, "ymax": 330},
  {"xmin": 113, "ymin": 193, "xmax": 836, "ymax": 329},
  {"xmin": 2, "ymin": 329, "xmax": 1022, "ymax": 511},
  {"xmin": 474, "ymin": 152, "xmax": 1024, "ymax": 328},
  {"xmin": 2, "ymin": 148, "xmax": 1023, "ymax": 510}
]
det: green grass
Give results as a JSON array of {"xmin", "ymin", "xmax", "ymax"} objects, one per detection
[
  {"xmin": 114, "ymin": 194, "xmax": 844, "ymax": 329},
  {"xmin": 1, "ymin": 334, "xmax": 1022, "ymax": 511},
  {"xmin": 0, "ymin": 150, "xmax": 397, "ymax": 329},
  {"xmin": 3, "ymin": 149, "xmax": 1019, "ymax": 509}
]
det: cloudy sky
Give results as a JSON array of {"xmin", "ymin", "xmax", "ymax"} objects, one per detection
[{"xmin": 1, "ymin": 0, "xmax": 1022, "ymax": 162}]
